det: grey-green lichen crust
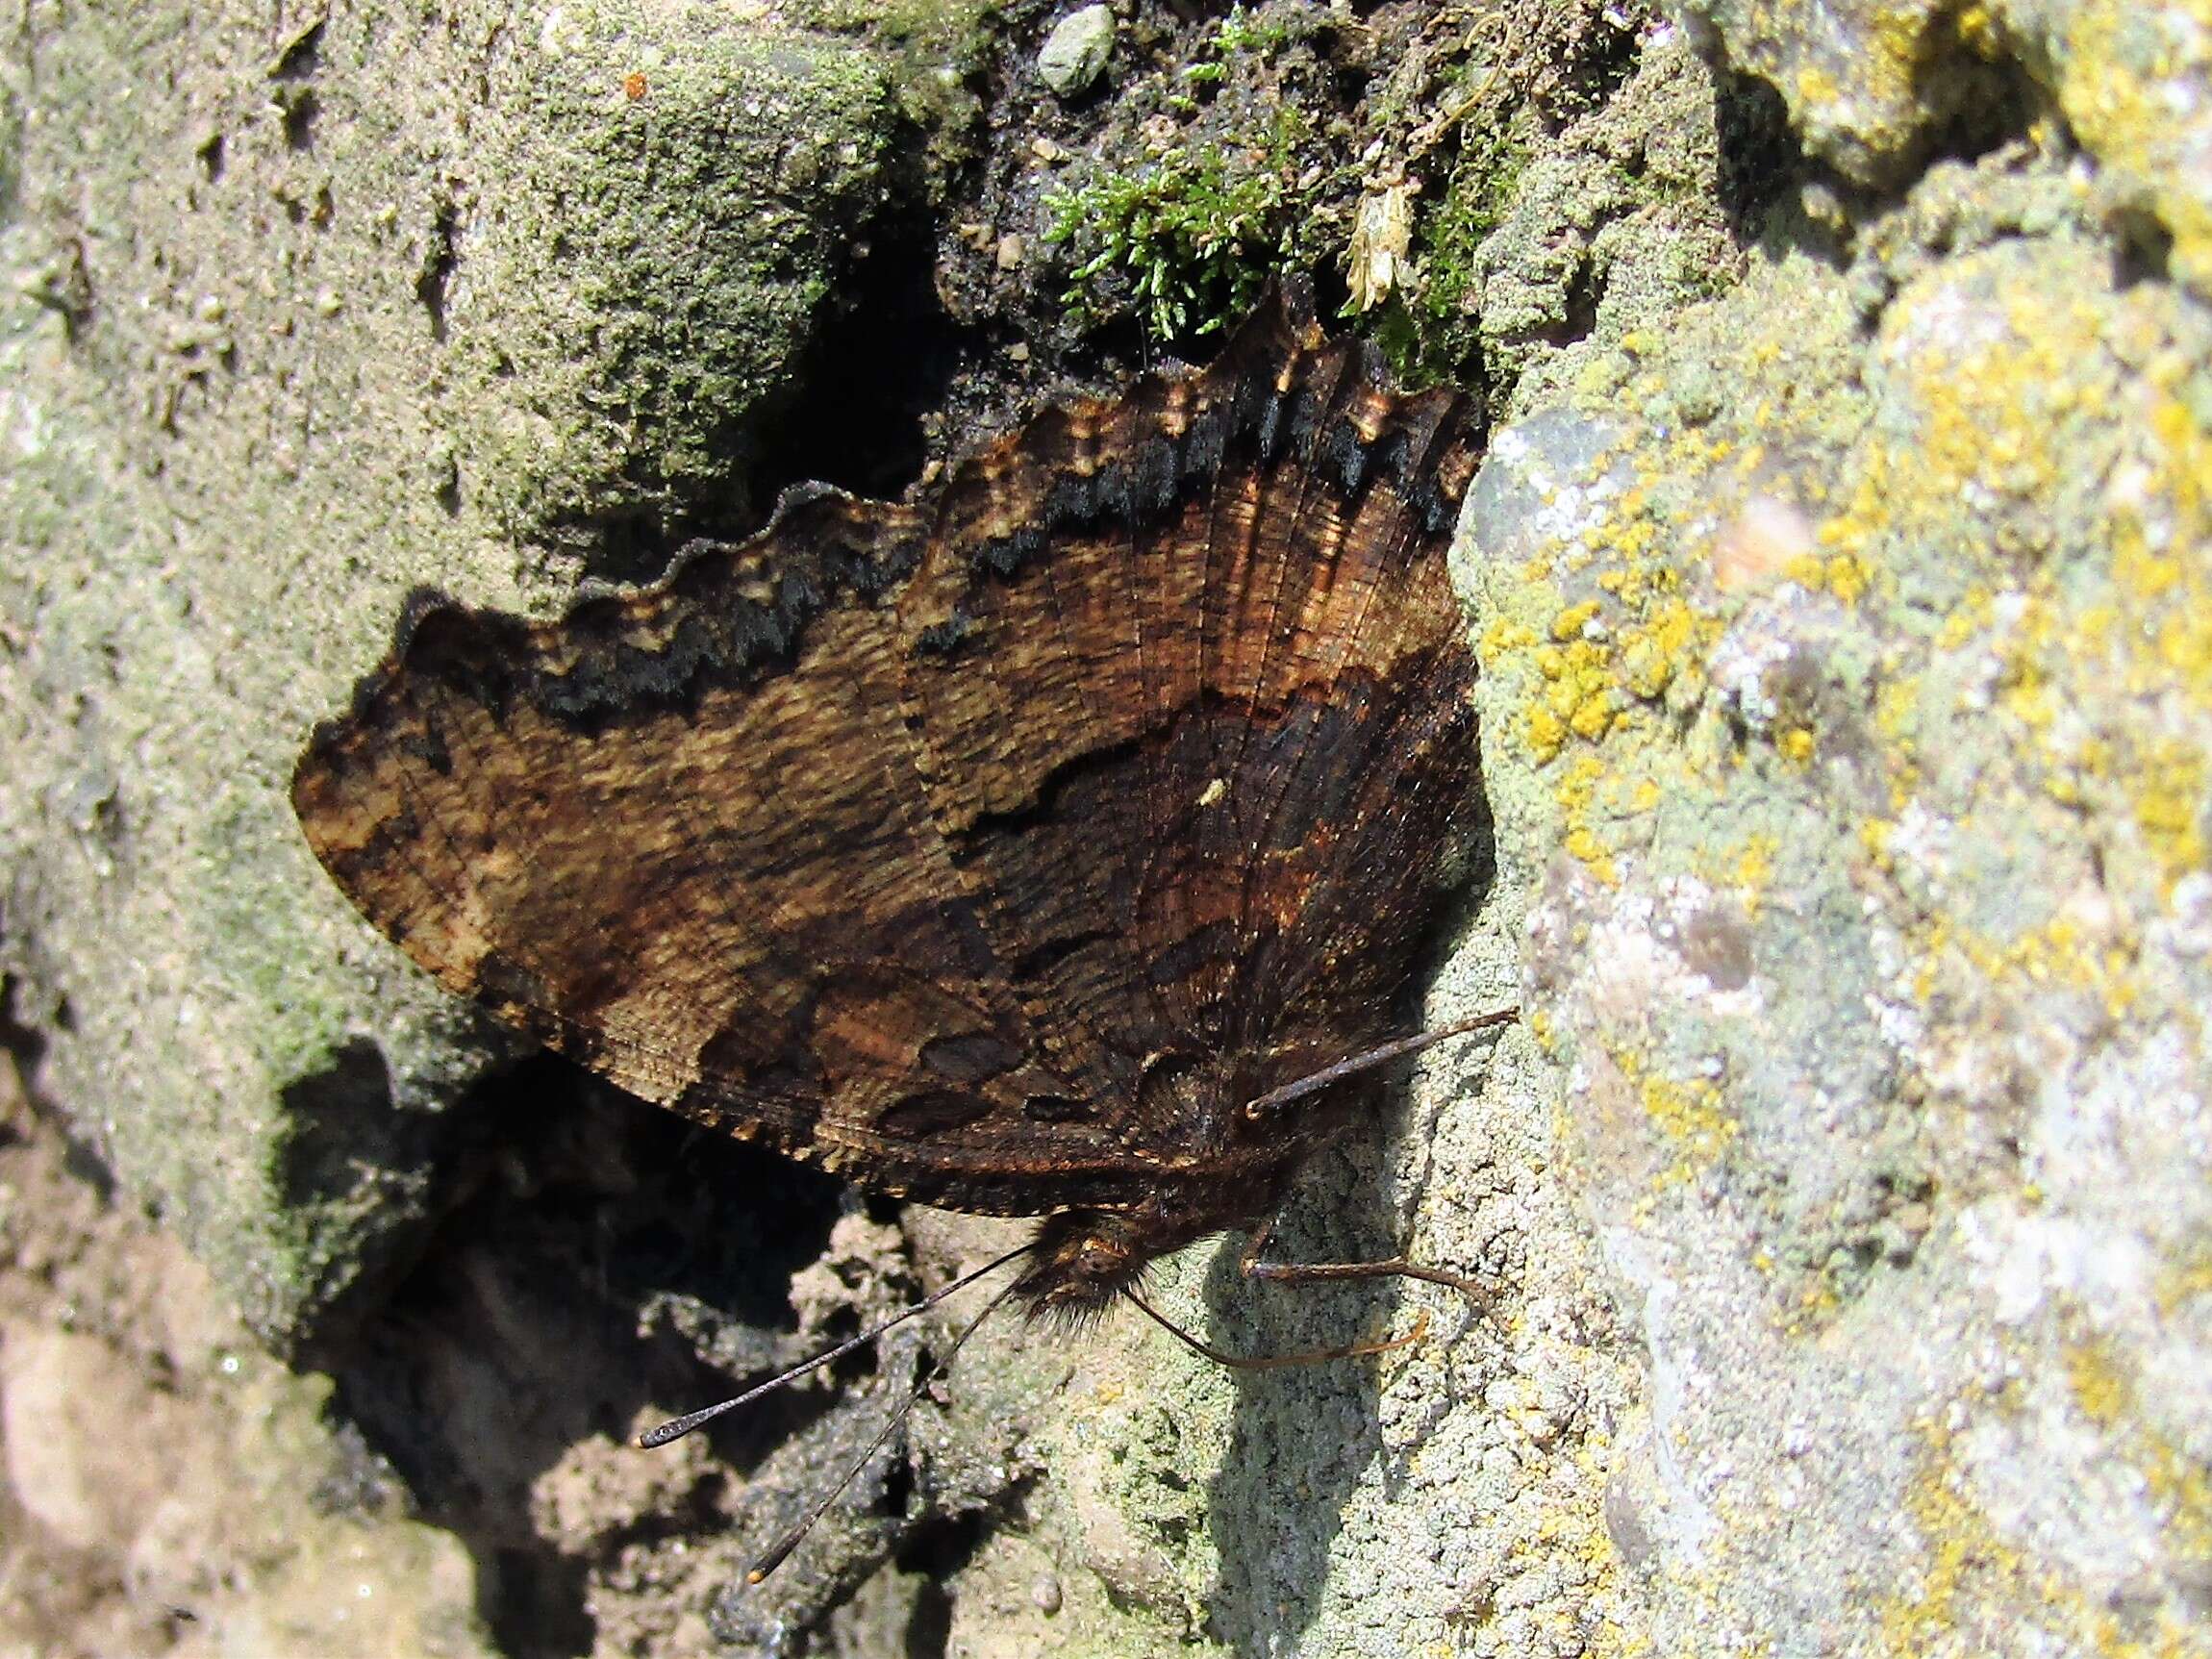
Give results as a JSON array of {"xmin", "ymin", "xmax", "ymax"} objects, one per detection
[{"xmin": 1469, "ymin": 144, "xmax": 2212, "ymax": 1651}]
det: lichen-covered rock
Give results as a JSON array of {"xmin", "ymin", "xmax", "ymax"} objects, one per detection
[
  {"xmin": 1673, "ymin": 0, "xmax": 2212, "ymax": 300},
  {"xmin": 7, "ymin": 0, "xmax": 2211, "ymax": 1652},
  {"xmin": 448, "ymin": 11, "xmax": 891, "ymax": 540},
  {"xmin": 1469, "ymin": 144, "xmax": 2212, "ymax": 1649},
  {"xmin": 0, "ymin": 0, "xmax": 895, "ymax": 1347}
]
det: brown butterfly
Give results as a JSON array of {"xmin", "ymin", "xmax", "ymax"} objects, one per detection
[{"xmin": 291, "ymin": 284, "xmax": 1506, "ymax": 1576}]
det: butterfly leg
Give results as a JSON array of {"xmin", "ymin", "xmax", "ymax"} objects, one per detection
[
  {"xmin": 1126, "ymin": 1217, "xmax": 1483, "ymax": 1373},
  {"xmin": 1237, "ymin": 1215, "xmax": 1487, "ymax": 1301}
]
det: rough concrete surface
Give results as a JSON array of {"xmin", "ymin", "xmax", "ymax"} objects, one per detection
[
  {"xmin": 2, "ymin": 0, "xmax": 2209, "ymax": 1656},
  {"xmin": 1, "ymin": 0, "xmax": 894, "ymax": 1348}
]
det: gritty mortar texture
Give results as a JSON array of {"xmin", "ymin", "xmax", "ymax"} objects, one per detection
[
  {"xmin": 0, "ymin": 1061, "xmax": 494, "ymax": 1655},
  {"xmin": 0, "ymin": 0, "xmax": 894, "ymax": 1346}
]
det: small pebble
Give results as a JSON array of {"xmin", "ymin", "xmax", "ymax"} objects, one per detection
[{"xmin": 1037, "ymin": 5, "xmax": 1115, "ymax": 98}]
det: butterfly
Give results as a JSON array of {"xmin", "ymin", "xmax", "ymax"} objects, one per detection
[{"xmin": 291, "ymin": 282, "xmax": 1502, "ymax": 1576}]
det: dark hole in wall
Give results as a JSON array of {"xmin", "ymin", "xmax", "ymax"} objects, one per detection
[
  {"xmin": 0, "ymin": 971, "xmax": 115, "ymax": 1198},
  {"xmin": 1712, "ymin": 67, "xmax": 1802, "ymax": 237},
  {"xmin": 741, "ymin": 210, "xmax": 971, "ymax": 523},
  {"xmin": 1913, "ymin": 26, "xmax": 2038, "ymax": 171},
  {"xmin": 1547, "ymin": 246, "xmax": 1601, "ymax": 349},
  {"xmin": 575, "ymin": 196, "xmax": 971, "ymax": 588},
  {"xmin": 417, "ymin": 203, "xmax": 458, "ymax": 343},
  {"xmin": 894, "ymin": 1500, "xmax": 996, "ymax": 1659},
  {"xmin": 488, "ymin": 1550, "xmax": 594, "ymax": 1659},
  {"xmin": 277, "ymin": 1037, "xmax": 398, "ymax": 1206},
  {"xmin": 2113, "ymin": 210, "xmax": 2174, "ymax": 289},
  {"xmin": 319, "ymin": 1055, "xmax": 846, "ymax": 1657},
  {"xmin": 1552, "ymin": 4, "xmax": 1646, "ymax": 117},
  {"xmin": 0, "ymin": 972, "xmax": 49, "ymax": 1092},
  {"xmin": 270, "ymin": 20, "xmax": 323, "ymax": 82},
  {"xmin": 282, "ymin": 89, "xmax": 318, "ymax": 152}
]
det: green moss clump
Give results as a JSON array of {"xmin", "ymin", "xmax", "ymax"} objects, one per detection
[{"xmin": 1044, "ymin": 107, "xmax": 1311, "ymax": 341}]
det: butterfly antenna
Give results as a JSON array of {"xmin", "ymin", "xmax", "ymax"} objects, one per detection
[
  {"xmin": 1242, "ymin": 1005, "xmax": 1519, "ymax": 1119},
  {"xmin": 638, "ymin": 1240, "xmax": 1037, "ymax": 1450},
  {"xmin": 746, "ymin": 1269, "xmax": 1028, "ymax": 1584}
]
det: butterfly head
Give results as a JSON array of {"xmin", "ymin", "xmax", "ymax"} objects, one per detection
[{"xmin": 1014, "ymin": 1201, "xmax": 1219, "ymax": 1322}]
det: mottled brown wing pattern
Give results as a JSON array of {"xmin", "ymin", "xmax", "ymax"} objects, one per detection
[
  {"xmin": 294, "ymin": 490, "xmax": 1131, "ymax": 1206},
  {"xmin": 894, "ymin": 294, "xmax": 1482, "ymax": 1168},
  {"xmin": 291, "ymin": 286, "xmax": 1483, "ymax": 1216}
]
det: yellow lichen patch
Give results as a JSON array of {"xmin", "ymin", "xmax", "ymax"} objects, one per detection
[
  {"xmin": 1608, "ymin": 1046, "xmax": 1738, "ymax": 1188},
  {"xmin": 1891, "ymin": 282, "xmax": 2108, "ymax": 540},
  {"xmin": 2113, "ymin": 511, "xmax": 2185, "ymax": 605},
  {"xmin": 1557, "ymin": 752, "xmax": 1621, "ymax": 885},
  {"xmin": 1777, "ymin": 726, "xmax": 1816, "ymax": 766},
  {"xmin": 1910, "ymin": 914, "xmax": 1953, "ymax": 1005},
  {"xmin": 1527, "ymin": 701, "xmax": 1570, "ymax": 763},
  {"xmin": 1934, "ymin": 587, "xmax": 1994, "ymax": 651},
  {"xmin": 1888, "ymin": 1404, "xmax": 2212, "ymax": 1657},
  {"xmin": 2065, "ymin": 1337, "xmax": 2134, "ymax": 1428},
  {"xmin": 2152, "ymin": 1250, "xmax": 2212, "ymax": 1317},
  {"xmin": 1619, "ymin": 597, "xmax": 1701, "ymax": 700},
  {"xmin": 2147, "ymin": 390, "xmax": 2210, "ymax": 532},
  {"xmin": 2062, "ymin": 1336, "xmax": 2212, "ymax": 1638},
  {"xmin": 1564, "ymin": 826, "xmax": 1614, "ymax": 877},
  {"xmin": 1822, "ymin": 549, "xmax": 1872, "ymax": 603},
  {"xmin": 1535, "ymin": 635, "xmax": 1621, "ymax": 747},
  {"xmin": 1526, "ymin": 1006, "xmax": 1556, "ymax": 1051},
  {"xmin": 1938, "ymin": 908, "xmax": 2144, "ymax": 1021},
  {"xmin": 1639, "ymin": 1071, "xmax": 1738, "ymax": 1167},
  {"xmin": 1785, "ymin": 547, "xmax": 1874, "ymax": 605},
  {"xmin": 2152, "ymin": 607, "xmax": 2212, "ymax": 698},
  {"xmin": 1551, "ymin": 598, "xmax": 1604, "ymax": 641},
  {"xmin": 2056, "ymin": 0, "xmax": 2212, "ymax": 295},
  {"xmin": 1483, "ymin": 615, "xmax": 1539, "ymax": 658},
  {"xmin": 1882, "ymin": 1419, "xmax": 2045, "ymax": 1657},
  {"xmin": 2128, "ymin": 738, "xmax": 2207, "ymax": 890},
  {"xmin": 1731, "ymin": 834, "xmax": 1779, "ymax": 916},
  {"xmin": 1954, "ymin": 3, "xmax": 1999, "ymax": 55},
  {"xmin": 1860, "ymin": 815, "xmax": 1897, "ymax": 872}
]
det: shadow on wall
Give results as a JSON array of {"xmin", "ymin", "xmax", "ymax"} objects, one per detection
[
  {"xmin": 1197, "ymin": 1114, "xmax": 1404, "ymax": 1657},
  {"xmin": 315, "ymin": 1057, "xmax": 847, "ymax": 1658}
]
